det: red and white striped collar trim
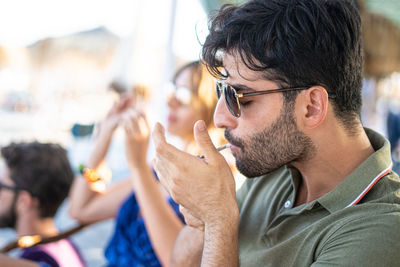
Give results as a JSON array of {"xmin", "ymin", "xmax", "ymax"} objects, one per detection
[{"xmin": 345, "ymin": 162, "xmax": 393, "ymax": 207}]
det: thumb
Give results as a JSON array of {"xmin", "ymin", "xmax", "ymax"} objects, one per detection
[{"xmin": 194, "ymin": 120, "xmax": 217, "ymax": 161}]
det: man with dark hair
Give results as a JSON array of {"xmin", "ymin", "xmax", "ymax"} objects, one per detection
[
  {"xmin": 152, "ymin": 0, "xmax": 400, "ymax": 266},
  {"xmin": 0, "ymin": 142, "xmax": 85, "ymax": 267}
]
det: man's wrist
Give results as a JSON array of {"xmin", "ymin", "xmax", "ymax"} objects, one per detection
[
  {"xmin": 202, "ymin": 206, "xmax": 239, "ymax": 267},
  {"xmin": 204, "ymin": 203, "xmax": 239, "ymax": 231}
]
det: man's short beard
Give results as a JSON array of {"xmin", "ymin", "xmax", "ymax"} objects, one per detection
[
  {"xmin": 225, "ymin": 101, "xmax": 316, "ymax": 178},
  {"xmin": 0, "ymin": 193, "xmax": 18, "ymax": 229}
]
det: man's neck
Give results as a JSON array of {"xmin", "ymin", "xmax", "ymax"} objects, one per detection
[
  {"xmin": 16, "ymin": 216, "xmax": 59, "ymax": 238},
  {"xmin": 293, "ymin": 125, "xmax": 374, "ymax": 206}
]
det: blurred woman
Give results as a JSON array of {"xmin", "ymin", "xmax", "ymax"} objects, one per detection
[{"xmin": 68, "ymin": 61, "xmax": 218, "ymax": 267}]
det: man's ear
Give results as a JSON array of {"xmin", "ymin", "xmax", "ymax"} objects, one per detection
[
  {"xmin": 16, "ymin": 191, "xmax": 37, "ymax": 213},
  {"xmin": 299, "ymin": 86, "xmax": 329, "ymax": 129}
]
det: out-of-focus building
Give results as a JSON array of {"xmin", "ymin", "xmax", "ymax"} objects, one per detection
[{"xmin": 0, "ymin": 27, "xmax": 122, "ymax": 146}]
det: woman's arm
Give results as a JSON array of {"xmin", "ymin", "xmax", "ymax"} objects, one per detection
[
  {"xmin": 131, "ymin": 166, "xmax": 184, "ymax": 266},
  {"xmin": 123, "ymin": 112, "xmax": 184, "ymax": 267},
  {"xmin": 68, "ymin": 95, "xmax": 135, "ymax": 223},
  {"xmin": 68, "ymin": 177, "xmax": 133, "ymax": 223}
]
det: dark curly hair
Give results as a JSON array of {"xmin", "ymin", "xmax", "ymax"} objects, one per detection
[
  {"xmin": 1, "ymin": 142, "xmax": 74, "ymax": 218},
  {"xmin": 202, "ymin": 0, "xmax": 363, "ymax": 134}
]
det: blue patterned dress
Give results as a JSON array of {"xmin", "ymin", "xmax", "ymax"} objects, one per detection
[{"xmin": 104, "ymin": 191, "xmax": 184, "ymax": 267}]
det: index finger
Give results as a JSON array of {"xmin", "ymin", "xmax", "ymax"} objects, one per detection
[{"xmin": 152, "ymin": 122, "xmax": 199, "ymax": 162}]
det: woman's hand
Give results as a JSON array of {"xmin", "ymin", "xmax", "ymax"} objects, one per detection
[
  {"xmin": 102, "ymin": 93, "xmax": 135, "ymax": 133},
  {"xmin": 122, "ymin": 109, "xmax": 151, "ymax": 170},
  {"xmin": 86, "ymin": 94, "xmax": 134, "ymax": 169}
]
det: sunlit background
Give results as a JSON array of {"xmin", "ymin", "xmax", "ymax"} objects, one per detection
[
  {"xmin": 0, "ymin": 0, "xmax": 210, "ymax": 146},
  {"xmin": 0, "ymin": 0, "xmax": 399, "ymax": 266},
  {"xmin": 0, "ymin": 0, "xmax": 210, "ymax": 265}
]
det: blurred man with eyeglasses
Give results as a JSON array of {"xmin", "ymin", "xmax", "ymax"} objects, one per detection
[
  {"xmin": 151, "ymin": 0, "xmax": 400, "ymax": 266},
  {"xmin": 0, "ymin": 142, "xmax": 85, "ymax": 267}
]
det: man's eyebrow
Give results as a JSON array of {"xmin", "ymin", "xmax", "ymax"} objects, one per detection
[{"xmin": 229, "ymin": 83, "xmax": 256, "ymax": 93}]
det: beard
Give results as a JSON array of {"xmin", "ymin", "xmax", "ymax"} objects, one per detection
[
  {"xmin": 0, "ymin": 193, "xmax": 18, "ymax": 229},
  {"xmin": 225, "ymin": 101, "xmax": 316, "ymax": 178}
]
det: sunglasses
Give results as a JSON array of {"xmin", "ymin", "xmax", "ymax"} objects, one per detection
[
  {"xmin": 167, "ymin": 84, "xmax": 192, "ymax": 106},
  {"xmin": 216, "ymin": 80, "xmax": 336, "ymax": 118},
  {"xmin": 216, "ymin": 80, "xmax": 311, "ymax": 118}
]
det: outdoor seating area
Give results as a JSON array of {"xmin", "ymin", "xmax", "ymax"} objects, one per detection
[{"xmin": 0, "ymin": 1, "xmax": 400, "ymax": 266}]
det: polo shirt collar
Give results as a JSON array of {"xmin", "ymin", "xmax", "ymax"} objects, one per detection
[{"xmin": 317, "ymin": 128, "xmax": 393, "ymax": 213}]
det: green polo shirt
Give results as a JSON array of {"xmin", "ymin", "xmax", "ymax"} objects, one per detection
[{"xmin": 236, "ymin": 128, "xmax": 400, "ymax": 266}]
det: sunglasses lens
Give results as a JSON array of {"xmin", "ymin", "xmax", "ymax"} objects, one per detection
[{"xmin": 224, "ymin": 85, "xmax": 240, "ymax": 117}]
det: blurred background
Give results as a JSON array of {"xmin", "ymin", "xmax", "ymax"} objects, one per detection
[{"xmin": 0, "ymin": 0, "xmax": 399, "ymax": 266}]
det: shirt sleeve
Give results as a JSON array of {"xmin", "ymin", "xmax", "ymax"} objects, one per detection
[{"xmin": 311, "ymin": 211, "xmax": 400, "ymax": 267}]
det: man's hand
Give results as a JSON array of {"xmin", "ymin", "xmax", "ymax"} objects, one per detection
[
  {"xmin": 152, "ymin": 120, "xmax": 237, "ymax": 226},
  {"xmin": 179, "ymin": 205, "xmax": 204, "ymax": 231}
]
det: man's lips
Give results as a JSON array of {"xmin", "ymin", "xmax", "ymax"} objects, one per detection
[
  {"xmin": 229, "ymin": 144, "xmax": 240, "ymax": 153},
  {"xmin": 225, "ymin": 136, "xmax": 242, "ymax": 151},
  {"xmin": 224, "ymin": 130, "xmax": 242, "ymax": 148}
]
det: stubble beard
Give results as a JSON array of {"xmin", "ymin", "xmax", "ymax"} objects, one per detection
[{"xmin": 225, "ymin": 102, "xmax": 316, "ymax": 178}]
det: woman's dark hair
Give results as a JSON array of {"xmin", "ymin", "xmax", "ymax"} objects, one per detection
[
  {"xmin": 173, "ymin": 61, "xmax": 202, "ymax": 87},
  {"xmin": 173, "ymin": 61, "xmax": 217, "ymax": 127},
  {"xmin": 1, "ymin": 142, "xmax": 74, "ymax": 218},
  {"xmin": 202, "ymin": 0, "xmax": 363, "ymax": 133}
]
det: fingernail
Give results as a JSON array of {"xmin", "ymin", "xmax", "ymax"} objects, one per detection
[{"xmin": 197, "ymin": 120, "xmax": 206, "ymax": 131}]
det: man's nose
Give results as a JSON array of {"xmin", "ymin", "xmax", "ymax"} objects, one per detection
[{"xmin": 214, "ymin": 97, "xmax": 237, "ymax": 130}]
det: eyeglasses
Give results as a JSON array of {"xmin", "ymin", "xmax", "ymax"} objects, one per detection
[
  {"xmin": 167, "ymin": 84, "xmax": 192, "ymax": 106},
  {"xmin": 216, "ymin": 80, "xmax": 336, "ymax": 118},
  {"xmin": 216, "ymin": 80, "xmax": 311, "ymax": 118},
  {"xmin": 0, "ymin": 181, "xmax": 21, "ymax": 193}
]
